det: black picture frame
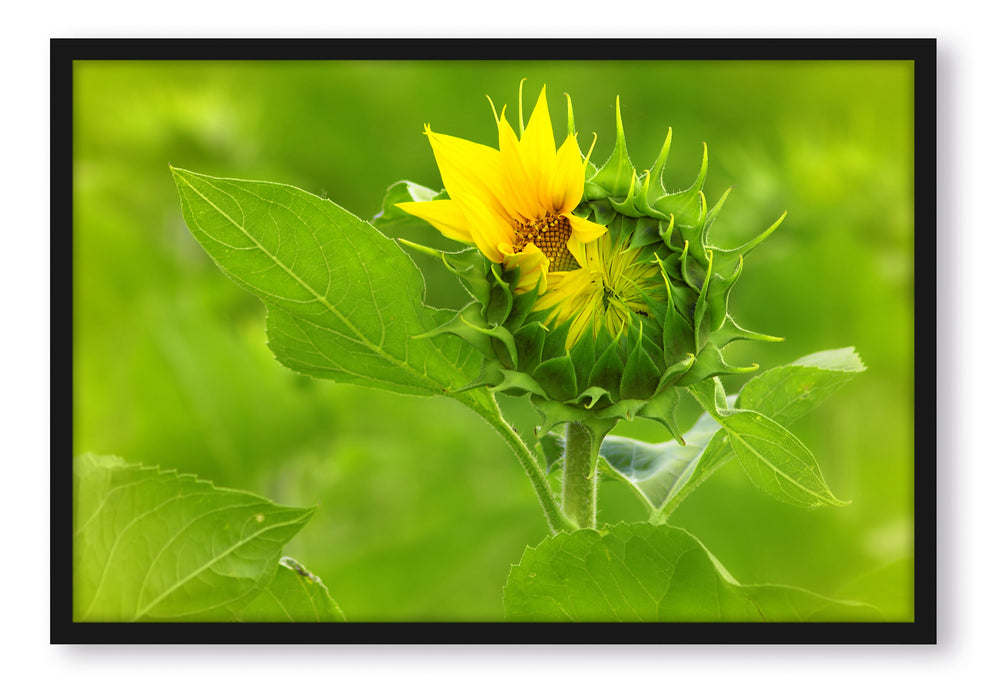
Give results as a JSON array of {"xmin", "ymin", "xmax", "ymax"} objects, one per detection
[{"xmin": 53, "ymin": 37, "xmax": 935, "ymax": 645}]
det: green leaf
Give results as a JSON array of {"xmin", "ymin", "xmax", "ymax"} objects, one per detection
[
  {"xmin": 658, "ymin": 432, "xmax": 733, "ymax": 516},
  {"xmin": 736, "ymin": 346, "xmax": 866, "ymax": 425},
  {"xmin": 171, "ymin": 168, "xmax": 480, "ymax": 398},
  {"xmin": 720, "ymin": 410, "xmax": 846, "ymax": 507},
  {"xmin": 503, "ymin": 523, "xmax": 877, "ymax": 621},
  {"xmin": 690, "ymin": 381, "xmax": 846, "ymax": 508},
  {"xmin": 661, "ymin": 348, "xmax": 865, "ymax": 514},
  {"xmin": 235, "ymin": 557, "xmax": 346, "ymax": 622},
  {"xmin": 74, "ymin": 454, "xmax": 315, "ymax": 621},
  {"xmin": 373, "ymin": 179, "xmax": 441, "ymax": 225},
  {"xmin": 599, "ymin": 410, "xmax": 720, "ymax": 516},
  {"xmin": 601, "ymin": 349, "xmax": 864, "ymax": 518}
]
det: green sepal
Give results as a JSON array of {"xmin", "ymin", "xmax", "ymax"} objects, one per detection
[
  {"xmin": 656, "ymin": 260, "xmax": 696, "ymax": 367},
  {"xmin": 626, "ymin": 215, "xmax": 663, "ymax": 251},
  {"xmin": 651, "ymin": 142, "xmax": 708, "ymax": 227},
  {"xmin": 608, "ymin": 210, "xmax": 635, "ymax": 248},
  {"xmin": 676, "ymin": 343, "xmax": 759, "ymax": 386},
  {"xmin": 575, "ymin": 386, "xmax": 613, "ymax": 410},
  {"xmin": 531, "ymin": 388, "xmax": 682, "ymax": 441},
  {"xmin": 679, "ymin": 241, "xmax": 709, "ymax": 294},
  {"xmin": 645, "ymin": 126, "xmax": 673, "ymax": 202},
  {"xmin": 532, "ymin": 396, "xmax": 597, "ymax": 437},
  {"xmin": 588, "ymin": 96, "xmax": 637, "ymax": 198},
  {"xmin": 464, "ymin": 304, "xmax": 519, "ymax": 368},
  {"xmin": 702, "ymin": 187, "xmax": 733, "ymax": 247},
  {"xmin": 612, "ymin": 211, "xmax": 669, "ymax": 253},
  {"xmin": 450, "ymin": 360, "xmax": 505, "ymax": 394},
  {"xmin": 609, "ymin": 171, "xmax": 646, "ymax": 218},
  {"xmin": 658, "ymin": 215, "xmax": 682, "ymax": 252},
  {"xmin": 637, "ymin": 388, "xmax": 684, "ymax": 444},
  {"xmin": 692, "ymin": 249, "xmax": 715, "ymax": 352},
  {"xmin": 657, "ymin": 353, "xmax": 696, "ymax": 391},
  {"xmin": 596, "ymin": 399, "xmax": 654, "ymax": 422},
  {"xmin": 639, "ymin": 331, "xmax": 667, "ymax": 372},
  {"xmin": 584, "ymin": 184, "xmax": 610, "ymax": 201},
  {"xmin": 536, "ymin": 316, "xmax": 572, "ymax": 364},
  {"xmin": 704, "ymin": 254, "xmax": 743, "ymax": 333},
  {"xmin": 631, "ymin": 169, "xmax": 668, "ymax": 220},
  {"xmin": 503, "ymin": 283, "xmax": 541, "ymax": 333},
  {"xmin": 567, "ymin": 329, "xmax": 598, "ymax": 392},
  {"xmin": 723, "ymin": 211, "xmax": 788, "ymax": 258},
  {"xmin": 412, "ymin": 304, "xmax": 507, "ymax": 363},
  {"xmin": 587, "ymin": 331, "xmax": 625, "ymax": 401},
  {"xmin": 586, "ymin": 199, "xmax": 619, "ymax": 226},
  {"xmin": 620, "ymin": 322, "xmax": 661, "ymax": 400},
  {"xmin": 655, "ymin": 251, "xmax": 695, "ymax": 316},
  {"xmin": 398, "ymin": 239, "xmax": 491, "ymax": 307},
  {"xmin": 533, "ymin": 354, "xmax": 579, "ymax": 402},
  {"xmin": 707, "ymin": 315, "xmax": 785, "ymax": 346},
  {"xmin": 485, "ymin": 263, "xmax": 515, "ymax": 326},
  {"xmin": 490, "ymin": 367, "xmax": 551, "ymax": 399},
  {"xmin": 679, "ymin": 195, "xmax": 710, "ymax": 266},
  {"xmin": 513, "ymin": 321, "xmax": 549, "ymax": 373},
  {"xmin": 533, "ymin": 395, "xmax": 647, "ymax": 432}
]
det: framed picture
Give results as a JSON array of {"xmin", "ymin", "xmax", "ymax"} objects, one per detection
[{"xmin": 55, "ymin": 38, "xmax": 934, "ymax": 643}]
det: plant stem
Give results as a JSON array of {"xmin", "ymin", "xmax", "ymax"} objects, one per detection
[
  {"xmin": 561, "ymin": 420, "xmax": 611, "ymax": 530},
  {"xmin": 461, "ymin": 391, "xmax": 577, "ymax": 534}
]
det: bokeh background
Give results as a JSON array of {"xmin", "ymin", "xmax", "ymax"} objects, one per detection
[{"xmin": 73, "ymin": 59, "xmax": 914, "ymax": 621}]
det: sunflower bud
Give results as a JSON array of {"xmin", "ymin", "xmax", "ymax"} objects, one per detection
[{"xmin": 395, "ymin": 86, "xmax": 783, "ymax": 441}]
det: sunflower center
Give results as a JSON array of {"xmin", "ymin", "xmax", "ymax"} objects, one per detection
[{"xmin": 513, "ymin": 214, "xmax": 579, "ymax": 272}]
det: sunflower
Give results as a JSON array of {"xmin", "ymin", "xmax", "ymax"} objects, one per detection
[
  {"xmin": 535, "ymin": 233, "xmax": 664, "ymax": 350},
  {"xmin": 397, "ymin": 86, "xmax": 607, "ymax": 293}
]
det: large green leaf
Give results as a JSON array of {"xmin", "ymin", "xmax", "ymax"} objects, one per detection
[
  {"xmin": 171, "ymin": 168, "xmax": 480, "ymax": 398},
  {"xmin": 235, "ymin": 557, "xmax": 346, "ymax": 622},
  {"xmin": 503, "ymin": 523, "xmax": 878, "ymax": 621},
  {"xmin": 74, "ymin": 454, "xmax": 317, "ymax": 621}
]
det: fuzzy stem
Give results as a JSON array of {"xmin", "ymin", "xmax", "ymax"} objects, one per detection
[
  {"xmin": 461, "ymin": 392, "xmax": 577, "ymax": 534},
  {"xmin": 561, "ymin": 421, "xmax": 609, "ymax": 529}
]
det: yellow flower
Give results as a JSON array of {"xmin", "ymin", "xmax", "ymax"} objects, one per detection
[
  {"xmin": 535, "ymin": 233, "xmax": 664, "ymax": 350},
  {"xmin": 397, "ymin": 86, "xmax": 608, "ymax": 293}
]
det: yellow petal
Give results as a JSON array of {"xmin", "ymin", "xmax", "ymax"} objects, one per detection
[
  {"xmin": 462, "ymin": 201, "xmax": 514, "ymax": 262},
  {"xmin": 566, "ymin": 213, "xmax": 609, "ymax": 243},
  {"xmin": 548, "ymin": 134, "xmax": 587, "ymax": 213},
  {"xmin": 519, "ymin": 86, "xmax": 557, "ymax": 207},
  {"xmin": 425, "ymin": 125, "xmax": 509, "ymax": 221},
  {"xmin": 565, "ymin": 236, "xmax": 589, "ymax": 268},
  {"xmin": 396, "ymin": 200, "xmax": 473, "ymax": 244},
  {"xmin": 497, "ymin": 112, "xmax": 544, "ymax": 221},
  {"xmin": 535, "ymin": 268, "xmax": 589, "ymax": 314},
  {"xmin": 500, "ymin": 242, "xmax": 548, "ymax": 294}
]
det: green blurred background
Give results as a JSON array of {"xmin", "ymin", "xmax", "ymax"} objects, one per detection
[{"xmin": 73, "ymin": 60, "xmax": 914, "ymax": 621}]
